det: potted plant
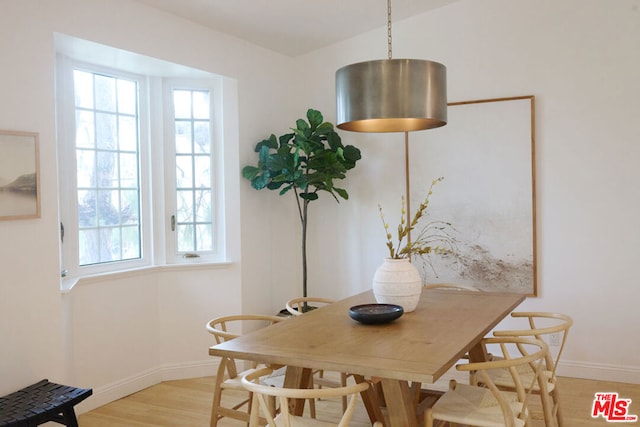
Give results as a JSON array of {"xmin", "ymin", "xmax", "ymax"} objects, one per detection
[
  {"xmin": 242, "ymin": 109, "xmax": 361, "ymax": 309},
  {"xmin": 374, "ymin": 177, "xmax": 456, "ymax": 311}
]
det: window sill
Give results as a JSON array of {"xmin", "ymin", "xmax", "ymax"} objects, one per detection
[{"xmin": 59, "ymin": 260, "xmax": 233, "ymax": 293}]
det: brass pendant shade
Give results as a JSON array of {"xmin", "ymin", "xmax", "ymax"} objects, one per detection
[{"xmin": 335, "ymin": 58, "xmax": 447, "ymax": 133}]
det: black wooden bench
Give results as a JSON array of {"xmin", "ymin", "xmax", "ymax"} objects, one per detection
[{"xmin": 0, "ymin": 379, "xmax": 92, "ymax": 427}]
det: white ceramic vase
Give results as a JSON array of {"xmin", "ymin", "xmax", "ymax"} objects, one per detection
[{"xmin": 372, "ymin": 257, "xmax": 422, "ymax": 312}]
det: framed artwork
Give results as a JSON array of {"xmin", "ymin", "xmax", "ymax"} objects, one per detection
[
  {"xmin": 409, "ymin": 96, "xmax": 537, "ymax": 296},
  {"xmin": 0, "ymin": 130, "xmax": 41, "ymax": 220}
]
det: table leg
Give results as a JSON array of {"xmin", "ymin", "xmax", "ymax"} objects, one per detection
[
  {"xmin": 468, "ymin": 340, "xmax": 490, "ymax": 362},
  {"xmin": 283, "ymin": 366, "xmax": 312, "ymax": 416},
  {"xmin": 380, "ymin": 378, "xmax": 418, "ymax": 427},
  {"xmin": 467, "ymin": 341, "xmax": 492, "ymax": 386},
  {"xmin": 353, "ymin": 375, "xmax": 386, "ymax": 426}
]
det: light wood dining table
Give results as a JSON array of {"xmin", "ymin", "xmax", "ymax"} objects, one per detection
[{"xmin": 209, "ymin": 289, "xmax": 525, "ymax": 427}]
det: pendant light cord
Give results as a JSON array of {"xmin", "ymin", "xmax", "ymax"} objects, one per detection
[{"xmin": 387, "ymin": 0, "xmax": 393, "ymax": 59}]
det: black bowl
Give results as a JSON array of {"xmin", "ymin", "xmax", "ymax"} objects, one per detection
[{"xmin": 348, "ymin": 303, "xmax": 404, "ymax": 325}]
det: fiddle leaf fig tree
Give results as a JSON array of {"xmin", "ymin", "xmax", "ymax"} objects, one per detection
[{"xmin": 242, "ymin": 109, "xmax": 361, "ymax": 299}]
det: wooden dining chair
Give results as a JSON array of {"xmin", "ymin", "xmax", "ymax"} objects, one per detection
[
  {"xmin": 242, "ymin": 367, "xmax": 383, "ymax": 427},
  {"xmin": 488, "ymin": 312, "xmax": 573, "ymax": 427},
  {"xmin": 206, "ymin": 314, "xmax": 285, "ymax": 427},
  {"xmin": 285, "ymin": 296, "xmax": 335, "ymax": 315},
  {"xmin": 285, "ymin": 296, "xmax": 353, "ymax": 413},
  {"xmin": 425, "ymin": 336, "xmax": 549, "ymax": 427}
]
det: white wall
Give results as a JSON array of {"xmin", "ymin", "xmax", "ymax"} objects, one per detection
[
  {"xmin": 0, "ymin": 0, "xmax": 295, "ymax": 408},
  {"xmin": 0, "ymin": 0, "xmax": 638, "ymax": 416},
  {"xmin": 293, "ymin": 0, "xmax": 640, "ymax": 383}
]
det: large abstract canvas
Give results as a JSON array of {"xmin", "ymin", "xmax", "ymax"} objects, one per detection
[{"xmin": 409, "ymin": 96, "xmax": 536, "ymax": 295}]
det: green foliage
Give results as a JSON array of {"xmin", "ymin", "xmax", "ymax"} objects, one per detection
[
  {"xmin": 242, "ymin": 109, "xmax": 361, "ymax": 205},
  {"xmin": 241, "ymin": 109, "xmax": 361, "ymax": 298}
]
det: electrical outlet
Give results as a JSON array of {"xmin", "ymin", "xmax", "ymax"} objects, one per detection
[{"xmin": 549, "ymin": 332, "xmax": 560, "ymax": 346}]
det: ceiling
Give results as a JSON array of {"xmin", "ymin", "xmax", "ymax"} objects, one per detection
[{"xmin": 132, "ymin": 0, "xmax": 460, "ymax": 57}]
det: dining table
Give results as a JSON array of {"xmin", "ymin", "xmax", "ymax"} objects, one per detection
[{"xmin": 209, "ymin": 288, "xmax": 525, "ymax": 427}]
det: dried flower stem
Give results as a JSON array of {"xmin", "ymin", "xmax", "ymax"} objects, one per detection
[{"xmin": 378, "ymin": 177, "xmax": 447, "ymax": 259}]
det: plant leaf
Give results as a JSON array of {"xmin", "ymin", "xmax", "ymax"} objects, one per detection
[
  {"xmin": 335, "ymin": 187, "xmax": 348, "ymax": 200},
  {"xmin": 251, "ymin": 173, "xmax": 269, "ymax": 190},
  {"xmin": 279, "ymin": 184, "xmax": 293, "ymax": 195},
  {"xmin": 258, "ymin": 144, "xmax": 271, "ymax": 165},
  {"xmin": 296, "ymin": 118, "xmax": 309, "ymax": 132},
  {"xmin": 241, "ymin": 165, "xmax": 259, "ymax": 180},
  {"xmin": 279, "ymin": 132, "xmax": 294, "ymax": 147},
  {"xmin": 316, "ymin": 122, "xmax": 334, "ymax": 136},
  {"xmin": 342, "ymin": 145, "xmax": 362, "ymax": 167},
  {"xmin": 267, "ymin": 181, "xmax": 284, "ymax": 190},
  {"xmin": 307, "ymin": 109, "xmax": 323, "ymax": 130}
]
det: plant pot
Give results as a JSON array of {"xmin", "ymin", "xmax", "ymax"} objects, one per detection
[
  {"xmin": 277, "ymin": 308, "xmax": 293, "ymax": 318},
  {"xmin": 372, "ymin": 257, "xmax": 422, "ymax": 312}
]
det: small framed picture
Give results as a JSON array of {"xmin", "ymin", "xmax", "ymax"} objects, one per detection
[{"xmin": 0, "ymin": 130, "xmax": 41, "ymax": 220}]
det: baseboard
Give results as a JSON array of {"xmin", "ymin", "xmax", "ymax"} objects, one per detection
[
  {"xmin": 75, "ymin": 359, "xmax": 218, "ymax": 414},
  {"xmin": 160, "ymin": 359, "xmax": 219, "ymax": 382},
  {"xmin": 557, "ymin": 359, "xmax": 640, "ymax": 384},
  {"xmin": 74, "ymin": 358, "xmax": 639, "ymax": 415}
]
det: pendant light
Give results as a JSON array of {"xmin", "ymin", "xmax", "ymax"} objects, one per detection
[
  {"xmin": 335, "ymin": 0, "xmax": 447, "ymax": 132},
  {"xmin": 335, "ymin": 0, "xmax": 448, "ymax": 244}
]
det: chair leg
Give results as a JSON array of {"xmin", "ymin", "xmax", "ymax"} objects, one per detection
[
  {"xmin": 210, "ymin": 360, "xmax": 228, "ymax": 427},
  {"xmin": 210, "ymin": 386, "xmax": 222, "ymax": 427},
  {"xmin": 534, "ymin": 382, "xmax": 561, "ymax": 427},
  {"xmin": 308, "ymin": 394, "xmax": 317, "ymax": 418},
  {"xmin": 532, "ymin": 390, "xmax": 551, "ymax": 427},
  {"xmin": 424, "ymin": 407, "xmax": 434, "ymax": 427},
  {"xmin": 245, "ymin": 393, "xmax": 254, "ymax": 427},
  {"xmin": 552, "ymin": 386, "xmax": 563, "ymax": 427},
  {"xmin": 307, "ymin": 372, "xmax": 317, "ymax": 418},
  {"xmin": 61, "ymin": 406, "xmax": 80, "ymax": 427},
  {"xmin": 248, "ymin": 393, "xmax": 260, "ymax": 427},
  {"xmin": 341, "ymin": 372, "xmax": 348, "ymax": 412}
]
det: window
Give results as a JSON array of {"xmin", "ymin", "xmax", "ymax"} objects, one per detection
[
  {"xmin": 162, "ymin": 78, "xmax": 225, "ymax": 264},
  {"xmin": 73, "ymin": 70, "xmax": 142, "ymax": 266},
  {"xmin": 172, "ymin": 89, "xmax": 214, "ymax": 253},
  {"xmin": 56, "ymin": 42, "xmax": 229, "ymax": 281}
]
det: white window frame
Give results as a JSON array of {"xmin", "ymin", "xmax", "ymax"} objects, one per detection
[
  {"xmin": 162, "ymin": 78, "xmax": 226, "ymax": 264},
  {"xmin": 57, "ymin": 56, "xmax": 152, "ymax": 278},
  {"xmin": 55, "ymin": 38, "xmax": 230, "ymax": 285}
]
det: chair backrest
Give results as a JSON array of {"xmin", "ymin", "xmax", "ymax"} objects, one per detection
[
  {"xmin": 242, "ymin": 367, "xmax": 370, "ymax": 427},
  {"xmin": 206, "ymin": 314, "xmax": 285, "ymax": 377},
  {"xmin": 493, "ymin": 311, "xmax": 573, "ymax": 379},
  {"xmin": 206, "ymin": 314, "xmax": 285, "ymax": 344},
  {"xmin": 423, "ymin": 283, "xmax": 481, "ymax": 291},
  {"xmin": 456, "ymin": 337, "xmax": 549, "ymax": 427},
  {"xmin": 285, "ymin": 297, "xmax": 335, "ymax": 316}
]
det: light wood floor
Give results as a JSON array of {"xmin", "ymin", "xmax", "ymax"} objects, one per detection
[{"xmin": 78, "ymin": 375, "xmax": 640, "ymax": 426}]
